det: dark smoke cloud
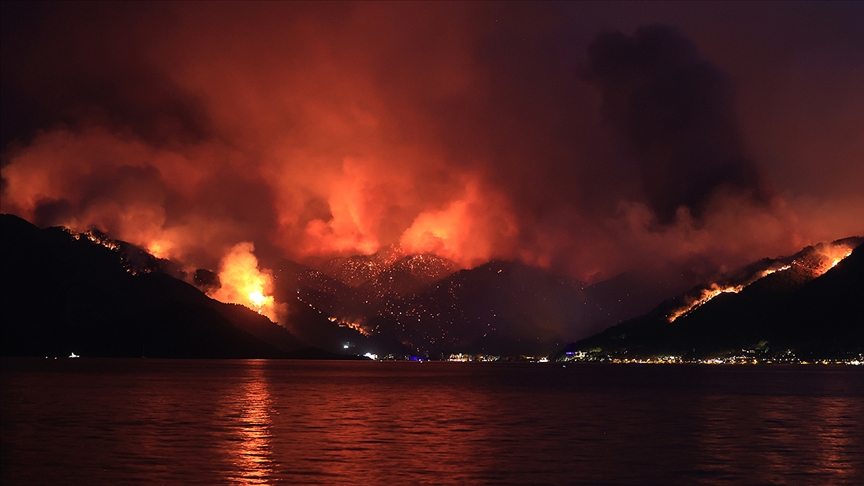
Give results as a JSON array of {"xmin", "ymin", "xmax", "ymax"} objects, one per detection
[
  {"xmin": 0, "ymin": 2, "xmax": 211, "ymax": 149},
  {"xmin": 586, "ymin": 24, "xmax": 772, "ymax": 224}
]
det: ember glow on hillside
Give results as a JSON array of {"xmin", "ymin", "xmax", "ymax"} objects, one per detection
[
  {"xmin": 1, "ymin": 2, "xmax": 862, "ymax": 295},
  {"xmin": 818, "ymin": 245, "xmax": 855, "ymax": 273},
  {"xmin": 71, "ymin": 229, "xmax": 121, "ymax": 252},
  {"xmin": 667, "ymin": 265, "xmax": 792, "ymax": 323},
  {"xmin": 666, "ymin": 239, "xmax": 858, "ymax": 323}
]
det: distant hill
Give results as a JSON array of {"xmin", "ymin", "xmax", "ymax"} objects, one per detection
[
  {"xmin": 317, "ymin": 245, "xmax": 410, "ymax": 287},
  {"xmin": 270, "ymin": 258, "xmax": 416, "ymax": 357},
  {"xmin": 357, "ymin": 253, "xmax": 459, "ymax": 300},
  {"xmin": 389, "ymin": 260, "xmax": 588, "ymax": 356},
  {"xmin": 563, "ymin": 238, "xmax": 864, "ymax": 360},
  {"xmin": 275, "ymin": 257, "xmax": 592, "ymax": 357},
  {"xmin": 0, "ymin": 214, "xmax": 303, "ymax": 358},
  {"xmin": 277, "ymin": 252, "xmax": 702, "ymax": 357}
]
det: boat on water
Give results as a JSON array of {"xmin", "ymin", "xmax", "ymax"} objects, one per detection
[{"xmin": 69, "ymin": 352, "xmax": 80, "ymax": 358}]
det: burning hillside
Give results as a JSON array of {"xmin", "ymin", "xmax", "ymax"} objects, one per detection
[
  {"xmin": 0, "ymin": 214, "xmax": 301, "ymax": 358},
  {"xmin": 667, "ymin": 238, "xmax": 860, "ymax": 323},
  {"xmin": 566, "ymin": 238, "xmax": 864, "ymax": 360}
]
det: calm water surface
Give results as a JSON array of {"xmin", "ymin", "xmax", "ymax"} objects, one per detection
[{"xmin": 2, "ymin": 359, "xmax": 863, "ymax": 485}]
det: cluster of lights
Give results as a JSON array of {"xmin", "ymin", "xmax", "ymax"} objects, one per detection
[
  {"xmin": 560, "ymin": 351, "xmax": 864, "ymax": 365},
  {"xmin": 447, "ymin": 353, "xmax": 500, "ymax": 362}
]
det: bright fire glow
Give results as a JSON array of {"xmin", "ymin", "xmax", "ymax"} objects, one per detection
[
  {"xmin": 667, "ymin": 241, "xmax": 856, "ymax": 324},
  {"xmin": 147, "ymin": 240, "xmax": 174, "ymax": 260},
  {"xmin": 71, "ymin": 229, "xmax": 120, "ymax": 251},
  {"xmin": 820, "ymin": 245, "xmax": 854, "ymax": 272},
  {"xmin": 338, "ymin": 320, "xmax": 371, "ymax": 337},
  {"xmin": 667, "ymin": 283, "xmax": 744, "ymax": 323},
  {"xmin": 668, "ymin": 264, "xmax": 791, "ymax": 322},
  {"xmin": 790, "ymin": 242, "xmax": 856, "ymax": 277},
  {"xmin": 207, "ymin": 242, "xmax": 285, "ymax": 323}
]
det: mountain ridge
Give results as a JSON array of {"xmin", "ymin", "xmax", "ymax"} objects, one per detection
[
  {"xmin": 562, "ymin": 238, "xmax": 864, "ymax": 360},
  {"xmin": 1, "ymin": 214, "xmax": 302, "ymax": 358},
  {"xmin": 4, "ymin": 213, "xmax": 859, "ymax": 360}
]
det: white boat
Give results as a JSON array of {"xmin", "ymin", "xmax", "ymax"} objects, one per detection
[{"xmin": 69, "ymin": 352, "xmax": 80, "ymax": 358}]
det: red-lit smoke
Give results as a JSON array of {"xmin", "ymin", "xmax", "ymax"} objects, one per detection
[{"xmin": 1, "ymin": 2, "xmax": 862, "ymax": 293}]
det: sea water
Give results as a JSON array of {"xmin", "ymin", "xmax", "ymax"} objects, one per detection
[{"xmin": 2, "ymin": 358, "xmax": 862, "ymax": 485}]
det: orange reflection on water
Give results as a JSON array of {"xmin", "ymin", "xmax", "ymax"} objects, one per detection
[
  {"xmin": 268, "ymin": 364, "xmax": 499, "ymax": 484},
  {"xmin": 758, "ymin": 397, "xmax": 815, "ymax": 483},
  {"xmin": 695, "ymin": 390, "xmax": 864, "ymax": 485},
  {"xmin": 229, "ymin": 361, "xmax": 275, "ymax": 485},
  {"xmin": 812, "ymin": 396, "xmax": 863, "ymax": 482},
  {"xmin": 755, "ymin": 395, "xmax": 864, "ymax": 484},
  {"xmin": 315, "ymin": 385, "xmax": 493, "ymax": 483}
]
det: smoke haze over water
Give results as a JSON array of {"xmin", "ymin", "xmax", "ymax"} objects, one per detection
[{"xmin": 2, "ymin": 2, "xmax": 862, "ymax": 283}]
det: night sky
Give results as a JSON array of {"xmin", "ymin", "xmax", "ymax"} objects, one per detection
[{"xmin": 2, "ymin": 1, "xmax": 862, "ymax": 283}]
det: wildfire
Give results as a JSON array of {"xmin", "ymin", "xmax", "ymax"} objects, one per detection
[
  {"xmin": 820, "ymin": 245, "xmax": 854, "ymax": 272},
  {"xmin": 71, "ymin": 229, "xmax": 120, "ymax": 251},
  {"xmin": 337, "ymin": 320, "xmax": 371, "ymax": 337},
  {"xmin": 667, "ymin": 284, "xmax": 744, "ymax": 323},
  {"xmin": 207, "ymin": 242, "xmax": 285, "ymax": 323},
  {"xmin": 147, "ymin": 240, "xmax": 174, "ymax": 260},
  {"xmin": 667, "ymin": 264, "xmax": 791, "ymax": 323},
  {"xmin": 789, "ymin": 241, "xmax": 856, "ymax": 277},
  {"xmin": 831, "ymin": 255, "xmax": 849, "ymax": 268},
  {"xmin": 667, "ymin": 241, "xmax": 857, "ymax": 324},
  {"xmin": 308, "ymin": 302, "xmax": 372, "ymax": 336}
]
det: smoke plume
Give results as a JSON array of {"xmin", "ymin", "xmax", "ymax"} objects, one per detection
[
  {"xmin": 2, "ymin": 2, "xmax": 861, "ymax": 291},
  {"xmin": 586, "ymin": 24, "xmax": 773, "ymax": 224}
]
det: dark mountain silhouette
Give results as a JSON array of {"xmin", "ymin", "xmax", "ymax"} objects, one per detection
[
  {"xmin": 393, "ymin": 260, "xmax": 588, "ymax": 356},
  {"xmin": 11, "ymin": 212, "xmax": 851, "ymax": 361},
  {"xmin": 579, "ymin": 267, "xmax": 704, "ymax": 336},
  {"xmin": 277, "ymin": 253, "xmax": 702, "ymax": 357},
  {"xmin": 274, "ymin": 258, "xmax": 358, "ymax": 316},
  {"xmin": 1, "ymin": 214, "xmax": 304, "ymax": 358},
  {"xmin": 275, "ymin": 258, "xmax": 592, "ymax": 357},
  {"xmin": 271, "ymin": 259, "xmax": 415, "ymax": 357},
  {"xmin": 282, "ymin": 293, "xmax": 416, "ymax": 358},
  {"xmin": 563, "ymin": 238, "xmax": 864, "ymax": 359}
]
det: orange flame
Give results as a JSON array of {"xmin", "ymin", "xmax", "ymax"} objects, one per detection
[
  {"xmin": 667, "ymin": 283, "xmax": 744, "ymax": 323},
  {"xmin": 207, "ymin": 242, "xmax": 286, "ymax": 323},
  {"xmin": 788, "ymin": 241, "xmax": 856, "ymax": 278},
  {"xmin": 147, "ymin": 240, "xmax": 175, "ymax": 260},
  {"xmin": 816, "ymin": 244, "xmax": 854, "ymax": 273},
  {"xmin": 667, "ymin": 264, "xmax": 791, "ymax": 322}
]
